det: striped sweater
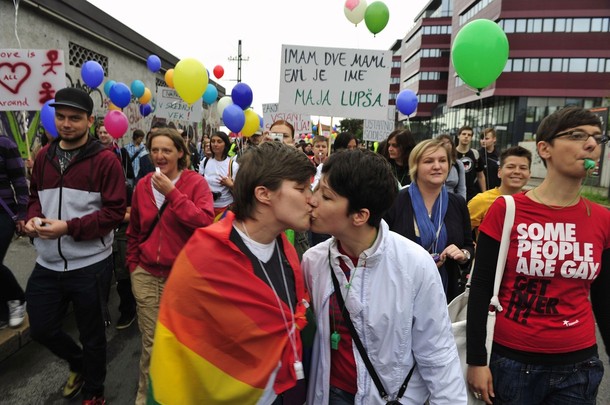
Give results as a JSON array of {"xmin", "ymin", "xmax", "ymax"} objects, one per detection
[{"xmin": 0, "ymin": 136, "xmax": 28, "ymax": 220}]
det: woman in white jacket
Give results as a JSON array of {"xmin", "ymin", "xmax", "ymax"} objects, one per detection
[{"xmin": 302, "ymin": 150, "xmax": 466, "ymax": 404}]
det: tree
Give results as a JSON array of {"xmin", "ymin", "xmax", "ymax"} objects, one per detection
[{"xmin": 338, "ymin": 118, "xmax": 363, "ymax": 139}]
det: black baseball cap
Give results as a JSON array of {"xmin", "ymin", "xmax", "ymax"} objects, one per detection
[{"xmin": 50, "ymin": 87, "xmax": 94, "ymax": 115}]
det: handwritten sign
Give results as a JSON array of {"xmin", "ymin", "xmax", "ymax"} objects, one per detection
[
  {"xmin": 363, "ymin": 106, "xmax": 396, "ymax": 141},
  {"xmin": 263, "ymin": 103, "xmax": 311, "ymax": 135},
  {"xmin": 279, "ymin": 45, "xmax": 391, "ymax": 120},
  {"xmin": 154, "ymin": 86, "xmax": 203, "ymax": 122},
  {"xmin": 0, "ymin": 49, "xmax": 66, "ymax": 111}
]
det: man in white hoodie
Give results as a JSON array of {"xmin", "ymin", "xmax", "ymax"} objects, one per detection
[{"xmin": 303, "ymin": 149, "xmax": 466, "ymax": 404}]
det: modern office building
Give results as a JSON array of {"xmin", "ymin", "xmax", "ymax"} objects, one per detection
[{"xmin": 401, "ymin": 0, "xmax": 610, "ymax": 148}]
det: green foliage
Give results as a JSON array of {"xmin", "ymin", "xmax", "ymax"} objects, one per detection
[
  {"xmin": 338, "ymin": 118, "xmax": 363, "ymax": 139},
  {"xmin": 581, "ymin": 188, "xmax": 610, "ymax": 206}
]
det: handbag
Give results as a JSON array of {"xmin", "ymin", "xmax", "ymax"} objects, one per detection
[{"xmin": 447, "ymin": 194, "xmax": 515, "ymax": 404}]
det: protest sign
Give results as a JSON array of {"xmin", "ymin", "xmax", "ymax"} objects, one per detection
[
  {"xmin": 279, "ymin": 45, "xmax": 391, "ymax": 120},
  {"xmin": 262, "ymin": 103, "xmax": 311, "ymax": 135},
  {"xmin": 155, "ymin": 86, "xmax": 203, "ymax": 122},
  {"xmin": 363, "ymin": 106, "xmax": 396, "ymax": 141}
]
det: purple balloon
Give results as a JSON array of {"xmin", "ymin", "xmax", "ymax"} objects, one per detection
[
  {"xmin": 231, "ymin": 83, "xmax": 253, "ymax": 110},
  {"xmin": 222, "ymin": 104, "xmax": 246, "ymax": 133},
  {"xmin": 81, "ymin": 61, "xmax": 104, "ymax": 89},
  {"xmin": 396, "ymin": 89, "xmax": 418, "ymax": 116},
  {"xmin": 139, "ymin": 104, "xmax": 152, "ymax": 117},
  {"xmin": 147, "ymin": 55, "xmax": 161, "ymax": 73},
  {"xmin": 40, "ymin": 100, "xmax": 58, "ymax": 138},
  {"xmin": 109, "ymin": 82, "xmax": 132, "ymax": 109}
]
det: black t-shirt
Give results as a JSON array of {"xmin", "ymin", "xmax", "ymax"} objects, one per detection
[
  {"xmin": 479, "ymin": 147, "xmax": 500, "ymax": 190},
  {"xmin": 457, "ymin": 148, "xmax": 485, "ymax": 201}
]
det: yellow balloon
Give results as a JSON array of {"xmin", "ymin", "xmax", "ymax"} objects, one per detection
[
  {"xmin": 241, "ymin": 109, "xmax": 260, "ymax": 137},
  {"xmin": 173, "ymin": 58, "xmax": 208, "ymax": 105},
  {"xmin": 108, "ymin": 102, "xmax": 121, "ymax": 111},
  {"xmin": 139, "ymin": 88, "xmax": 152, "ymax": 104},
  {"xmin": 164, "ymin": 69, "xmax": 174, "ymax": 88}
]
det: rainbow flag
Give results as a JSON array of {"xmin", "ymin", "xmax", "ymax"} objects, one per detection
[{"xmin": 148, "ymin": 213, "xmax": 308, "ymax": 404}]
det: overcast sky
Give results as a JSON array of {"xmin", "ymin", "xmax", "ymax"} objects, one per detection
[{"xmin": 87, "ymin": 0, "xmax": 429, "ymax": 123}]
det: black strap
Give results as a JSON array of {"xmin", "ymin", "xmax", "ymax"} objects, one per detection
[
  {"xmin": 141, "ymin": 202, "xmax": 168, "ymax": 242},
  {"xmin": 329, "ymin": 254, "xmax": 416, "ymax": 402}
]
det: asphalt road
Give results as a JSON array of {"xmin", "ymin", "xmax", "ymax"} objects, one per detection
[{"xmin": 0, "ymin": 236, "xmax": 609, "ymax": 404}]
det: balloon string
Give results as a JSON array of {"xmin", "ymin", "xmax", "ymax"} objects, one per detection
[{"xmin": 13, "ymin": 0, "xmax": 22, "ymax": 48}]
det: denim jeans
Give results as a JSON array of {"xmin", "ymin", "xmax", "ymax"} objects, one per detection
[
  {"xmin": 0, "ymin": 211, "xmax": 25, "ymax": 321},
  {"xmin": 329, "ymin": 386, "xmax": 356, "ymax": 405},
  {"xmin": 26, "ymin": 256, "xmax": 113, "ymax": 398},
  {"xmin": 490, "ymin": 352, "xmax": 604, "ymax": 404}
]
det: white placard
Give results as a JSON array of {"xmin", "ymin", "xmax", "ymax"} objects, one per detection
[
  {"xmin": 0, "ymin": 49, "xmax": 66, "ymax": 111},
  {"xmin": 154, "ymin": 86, "xmax": 203, "ymax": 122},
  {"xmin": 262, "ymin": 103, "xmax": 311, "ymax": 135},
  {"xmin": 279, "ymin": 45, "xmax": 391, "ymax": 120},
  {"xmin": 363, "ymin": 106, "xmax": 396, "ymax": 141}
]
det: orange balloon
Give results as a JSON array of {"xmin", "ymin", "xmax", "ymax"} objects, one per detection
[
  {"xmin": 139, "ymin": 88, "xmax": 152, "ymax": 104},
  {"xmin": 108, "ymin": 102, "xmax": 121, "ymax": 111},
  {"xmin": 165, "ymin": 69, "xmax": 174, "ymax": 88}
]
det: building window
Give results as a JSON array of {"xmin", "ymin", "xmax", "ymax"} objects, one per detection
[
  {"xmin": 68, "ymin": 42, "xmax": 109, "ymax": 75},
  {"xmin": 503, "ymin": 19, "xmax": 515, "ymax": 33},
  {"xmin": 555, "ymin": 18, "xmax": 566, "ymax": 32},
  {"xmin": 540, "ymin": 58, "xmax": 551, "ymax": 72},
  {"xmin": 542, "ymin": 19, "xmax": 554, "ymax": 32},
  {"xmin": 573, "ymin": 18, "xmax": 590, "ymax": 32},
  {"xmin": 569, "ymin": 58, "xmax": 587, "ymax": 72},
  {"xmin": 516, "ymin": 19, "xmax": 527, "ymax": 33}
]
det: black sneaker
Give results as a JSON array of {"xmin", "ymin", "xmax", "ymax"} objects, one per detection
[{"xmin": 115, "ymin": 313, "xmax": 136, "ymax": 330}]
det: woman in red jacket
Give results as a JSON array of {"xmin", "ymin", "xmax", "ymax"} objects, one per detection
[{"xmin": 126, "ymin": 127, "xmax": 214, "ymax": 405}]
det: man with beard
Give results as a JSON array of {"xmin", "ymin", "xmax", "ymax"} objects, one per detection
[{"xmin": 23, "ymin": 88, "xmax": 126, "ymax": 405}]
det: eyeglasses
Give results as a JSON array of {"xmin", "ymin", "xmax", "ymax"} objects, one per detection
[{"xmin": 549, "ymin": 130, "xmax": 609, "ymax": 145}]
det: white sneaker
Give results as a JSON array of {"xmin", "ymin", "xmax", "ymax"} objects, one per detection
[{"xmin": 8, "ymin": 300, "xmax": 26, "ymax": 328}]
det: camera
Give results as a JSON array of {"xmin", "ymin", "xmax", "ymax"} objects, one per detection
[
  {"xmin": 270, "ymin": 132, "xmax": 283, "ymax": 142},
  {"xmin": 212, "ymin": 191, "xmax": 221, "ymax": 201}
]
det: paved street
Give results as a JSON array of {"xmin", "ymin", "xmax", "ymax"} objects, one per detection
[
  {"xmin": 0, "ymin": 237, "xmax": 139, "ymax": 404},
  {"xmin": 0, "ymin": 234, "xmax": 609, "ymax": 404}
]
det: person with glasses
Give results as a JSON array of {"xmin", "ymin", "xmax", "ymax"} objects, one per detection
[{"xmin": 466, "ymin": 106, "xmax": 610, "ymax": 404}]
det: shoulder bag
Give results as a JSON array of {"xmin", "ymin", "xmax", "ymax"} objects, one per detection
[{"xmin": 447, "ymin": 194, "xmax": 515, "ymax": 404}]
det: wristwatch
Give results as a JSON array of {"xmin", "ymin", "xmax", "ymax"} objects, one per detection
[{"xmin": 461, "ymin": 249, "xmax": 471, "ymax": 261}]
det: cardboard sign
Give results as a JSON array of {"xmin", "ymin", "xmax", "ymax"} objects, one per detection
[
  {"xmin": 262, "ymin": 103, "xmax": 311, "ymax": 135},
  {"xmin": 279, "ymin": 45, "xmax": 391, "ymax": 120},
  {"xmin": 0, "ymin": 49, "xmax": 66, "ymax": 111},
  {"xmin": 155, "ymin": 86, "xmax": 203, "ymax": 122},
  {"xmin": 363, "ymin": 106, "xmax": 396, "ymax": 141}
]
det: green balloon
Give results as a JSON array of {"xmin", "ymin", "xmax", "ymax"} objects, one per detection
[
  {"xmin": 451, "ymin": 19, "xmax": 509, "ymax": 90},
  {"xmin": 364, "ymin": 1, "xmax": 389, "ymax": 35}
]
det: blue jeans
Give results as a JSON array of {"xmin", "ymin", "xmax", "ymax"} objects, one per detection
[
  {"xmin": 25, "ymin": 256, "xmax": 113, "ymax": 398},
  {"xmin": 490, "ymin": 352, "xmax": 604, "ymax": 404},
  {"xmin": 0, "ymin": 211, "xmax": 25, "ymax": 321},
  {"xmin": 329, "ymin": 386, "xmax": 355, "ymax": 405}
]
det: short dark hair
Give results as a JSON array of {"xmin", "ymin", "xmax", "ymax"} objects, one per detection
[
  {"xmin": 233, "ymin": 142, "xmax": 316, "ymax": 220},
  {"xmin": 500, "ymin": 146, "xmax": 532, "ymax": 168},
  {"xmin": 322, "ymin": 150, "xmax": 397, "ymax": 227},
  {"xmin": 133, "ymin": 129, "xmax": 145, "ymax": 142},
  {"xmin": 536, "ymin": 106, "xmax": 602, "ymax": 144},
  {"xmin": 436, "ymin": 134, "xmax": 456, "ymax": 163},
  {"xmin": 146, "ymin": 128, "xmax": 191, "ymax": 170},
  {"xmin": 385, "ymin": 129, "xmax": 416, "ymax": 166},
  {"xmin": 458, "ymin": 125, "xmax": 473, "ymax": 135},
  {"xmin": 483, "ymin": 127, "xmax": 496, "ymax": 138}
]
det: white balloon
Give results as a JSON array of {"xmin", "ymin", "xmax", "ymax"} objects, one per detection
[
  {"xmin": 217, "ymin": 96, "xmax": 233, "ymax": 117},
  {"xmin": 344, "ymin": 0, "xmax": 368, "ymax": 25}
]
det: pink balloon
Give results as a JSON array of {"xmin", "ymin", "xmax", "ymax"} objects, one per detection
[{"xmin": 104, "ymin": 110, "xmax": 129, "ymax": 139}]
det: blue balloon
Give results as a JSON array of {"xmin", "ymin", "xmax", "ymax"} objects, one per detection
[
  {"xmin": 202, "ymin": 83, "xmax": 218, "ymax": 105},
  {"xmin": 109, "ymin": 82, "xmax": 132, "ymax": 108},
  {"xmin": 81, "ymin": 61, "xmax": 104, "ymax": 89},
  {"xmin": 222, "ymin": 104, "xmax": 246, "ymax": 133},
  {"xmin": 103, "ymin": 80, "xmax": 116, "ymax": 97},
  {"xmin": 147, "ymin": 55, "xmax": 161, "ymax": 73},
  {"xmin": 40, "ymin": 100, "xmax": 58, "ymax": 138},
  {"xmin": 396, "ymin": 89, "xmax": 418, "ymax": 116},
  {"xmin": 130, "ymin": 80, "xmax": 146, "ymax": 98},
  {"xmin": 231, "ymin": 82, "xmax": 253, "ymax": 110},
  {"xmin": 139, "ymin": 104, "xmax": 152, "ymax": 117}
]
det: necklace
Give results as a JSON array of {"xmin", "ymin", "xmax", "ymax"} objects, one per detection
[
  {"xmin": 240, "ymin": 222, "xmax": 304, "ymax": 380},
  {"xmin": 531, "ymin": 187, "xmax": 581, "ymax": 210}
]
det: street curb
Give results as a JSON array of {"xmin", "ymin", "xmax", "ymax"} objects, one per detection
[{"xmin": 0, "ymin": 316, "xmax": 31, "ymax": 363}]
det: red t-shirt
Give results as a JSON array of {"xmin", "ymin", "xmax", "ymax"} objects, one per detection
[
  {"xmin": 480, "ymin": 193, "xmax": 610, "ymax": 354},
  {"xmin": 329, "ymin": 243, "xmax": 358, "ymax": 394}
]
